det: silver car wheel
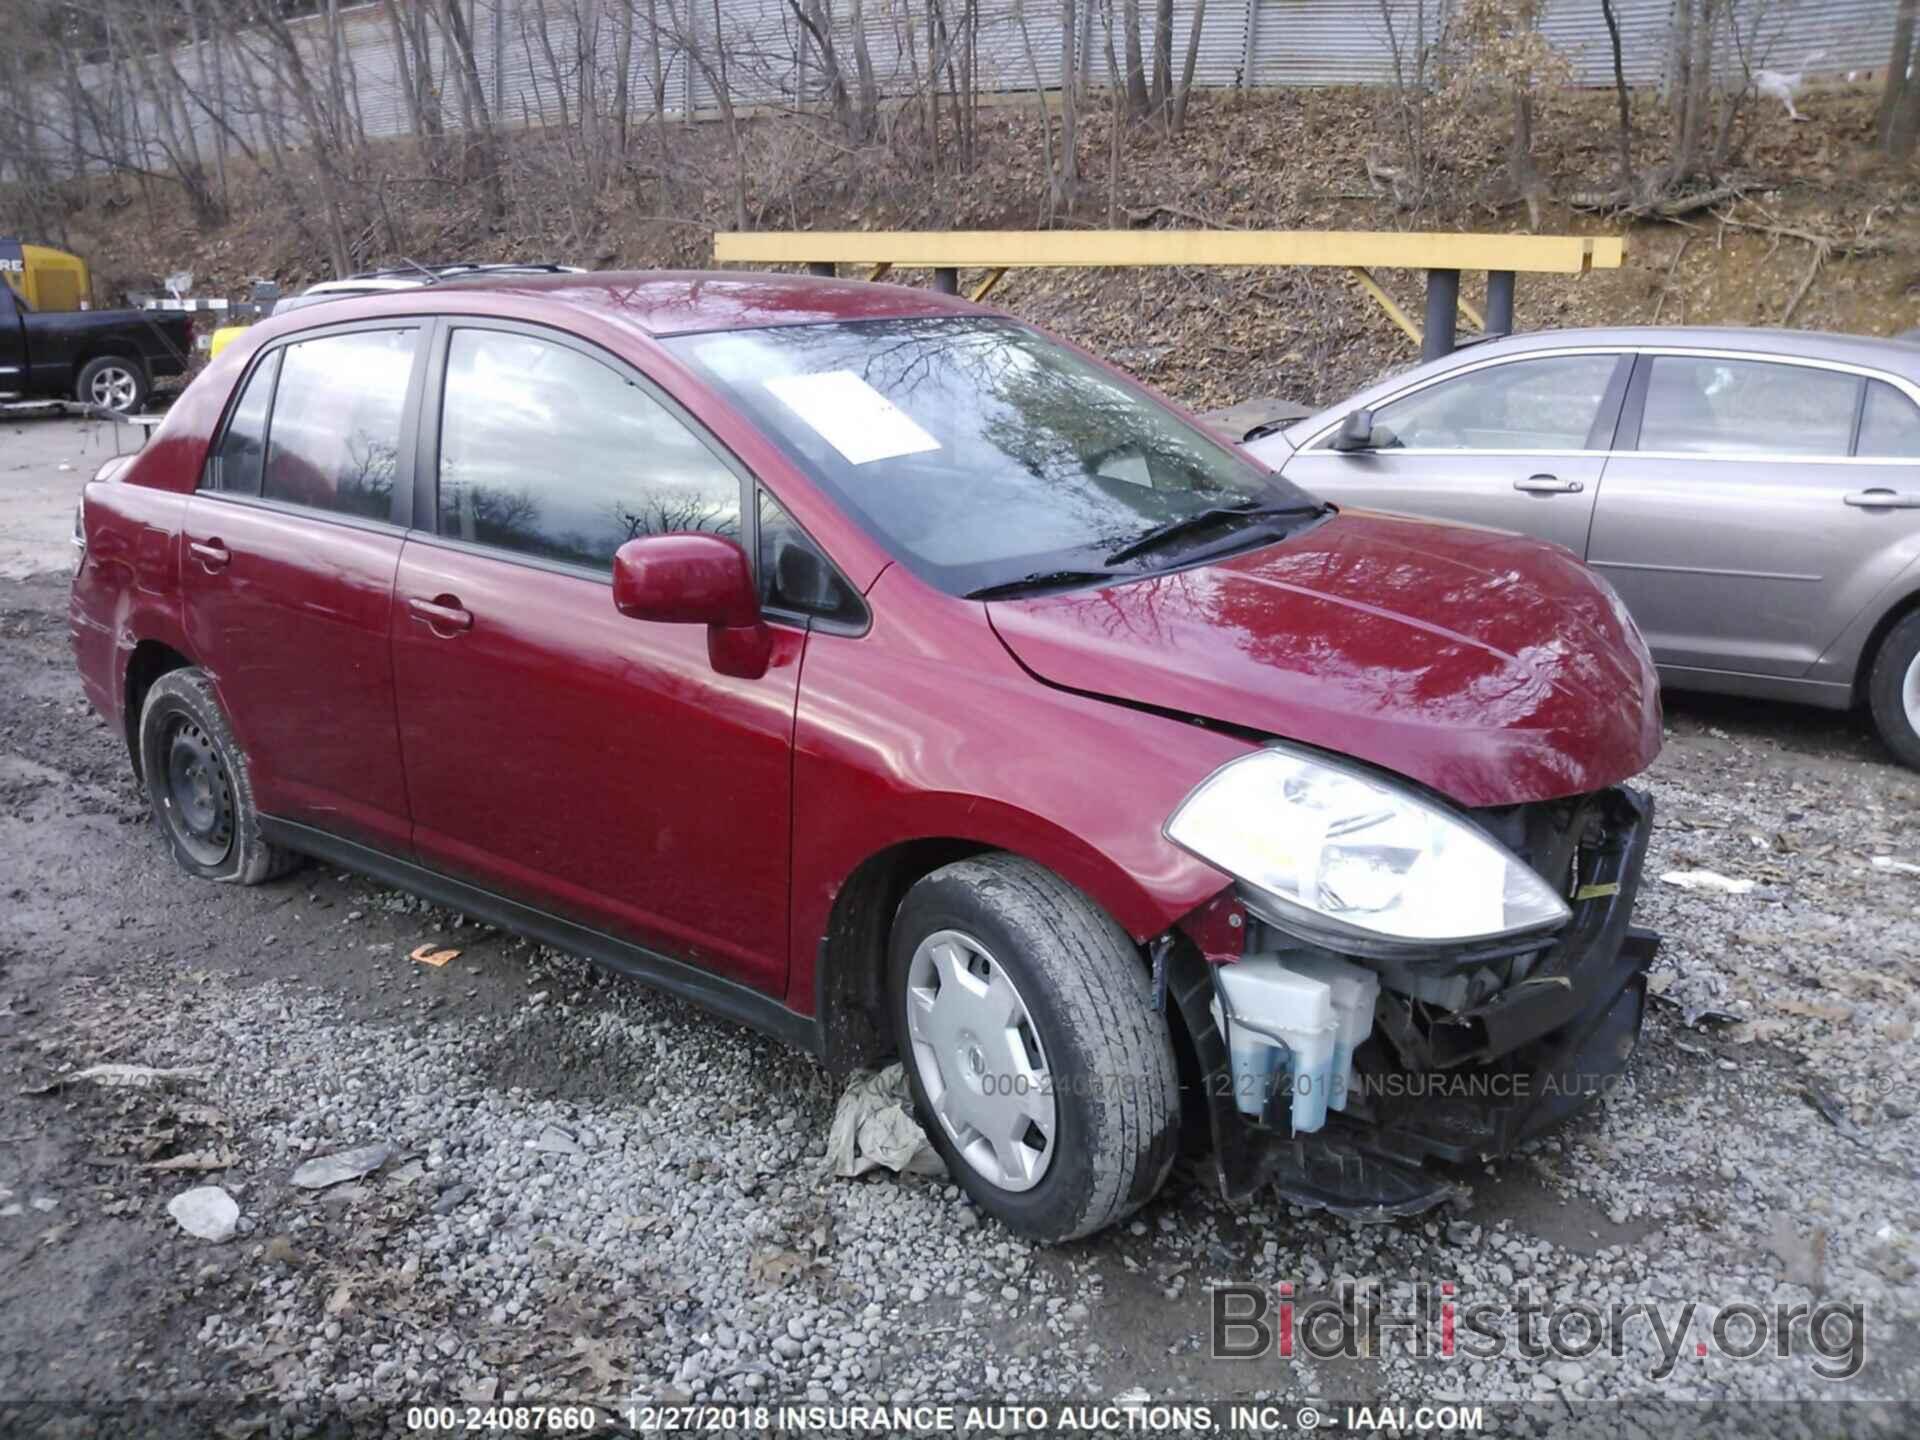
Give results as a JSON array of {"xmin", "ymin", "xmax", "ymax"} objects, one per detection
[
  {"xmin": 904, "ymin": 928, "xmax": 1056, "ymax": 1192},
  {"xmin": 1905, "ymin": 651, "xmax": 1920, "ymax": 738},
  {"xmin": 89, "ymin": 364, "xmax": 139, "ymax": 412}
]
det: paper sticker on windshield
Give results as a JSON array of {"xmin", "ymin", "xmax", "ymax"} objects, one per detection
[{"xmin": 763, "ymin": 370, "xmax": 940, "ymax": 466}]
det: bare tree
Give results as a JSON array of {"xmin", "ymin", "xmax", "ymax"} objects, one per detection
[
  {"xmin": 1171, "ymin": 0, "xmax": 1206, "ymax": 132},
  {"xmin": 1600, "ymin": 0, "xmax": 1633, "ymax": 189}
]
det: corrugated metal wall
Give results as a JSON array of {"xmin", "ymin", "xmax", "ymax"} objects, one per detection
[{"xmin": 21, "ymin": 0, "xmax": 1897, "ymax": 179}]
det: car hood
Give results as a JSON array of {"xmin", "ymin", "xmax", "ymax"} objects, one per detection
[{"xmin": 985, "ymin": 509, "xmax": 1662, "ymax": 807}]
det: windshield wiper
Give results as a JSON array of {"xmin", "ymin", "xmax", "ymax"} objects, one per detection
[
  {"xmin": 965, "ymin": 569, "xmax": 1117, "ymax": 600},
  {"xmin": 1102, "ymin": 500, "xmax": 1325, "ymax": 566}
]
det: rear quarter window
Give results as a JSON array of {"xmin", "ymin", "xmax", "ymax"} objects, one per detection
[{"xmin": 207, "ymin": 351, "xmax": 279, "ymax": 495}]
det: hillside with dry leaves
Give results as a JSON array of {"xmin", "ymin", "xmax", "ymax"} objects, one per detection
[{"xmin": 33, "ymin": 82, "xmax": 1920, "ymax": 410}]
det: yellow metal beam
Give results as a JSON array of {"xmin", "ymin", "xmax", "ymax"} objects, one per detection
[
  {"xmin": 716, "ymin": 230, "xmax": 1625, "ymax": 275},
  {"xmin": 1348, "ymin": 267, "xmax": 1422, "ymax": 349},
  {"xmin": 970, "ymin": 266, "xmax": 1009, "ymax": 303},
  {"xmin": 866, "ymin": 262, "xmax": 893, "ymax": 282},
  {"xmin": 1458, "ymin": 296, "xmax": 1486, "ymax": 332}
]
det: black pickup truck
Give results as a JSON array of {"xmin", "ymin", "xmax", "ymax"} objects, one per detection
[{"xmin": 0, "ymin": 281, "xmax": 191, "ymax": 415}]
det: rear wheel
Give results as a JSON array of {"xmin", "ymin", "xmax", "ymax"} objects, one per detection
[
  {"xmin": 75, "ymin": 355, "xmax": 148, "ymax": 415},
  {"xmin": 889, "ymin": 854, "xmax": 1179, "ymax": 1242},
  {"xmin": 1868, "ymin": 611, "xmax": 1920, "ymax": 771},
  {"xmin": 138, "ymin": 668, "xmax": 299, "ymax": 884}
]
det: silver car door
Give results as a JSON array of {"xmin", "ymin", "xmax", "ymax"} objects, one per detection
[
  {"xmin": 1279, "ymin": 351, "xmax": 1628, "ymax": 557},
  {"xmin": 1587, "ymin": 354, "xmax": 1920, "ymax": 680}
]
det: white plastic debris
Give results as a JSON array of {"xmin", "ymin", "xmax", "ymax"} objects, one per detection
[
  {"xmin": 1871, "ymin": 856, "xmax": 1920, "ymax": 876},
  {"xmin": 21, "ymin": 1063, "xmax": 208, "ymax": 1095},
  {"xmin": 290, "ymin": 1143, "xmax": 392, "ymax": 1190},
  {"xmin": 826, "ymin": 1064, "xmax": 946, "ymax": 1179},
  {"xmin": 1659, "ymin": 869, "xmax": 1756, "ymax": 896},
  {"xmin": 168, "ymin": 1185, "xmax": 239, "ymax": 1243}
]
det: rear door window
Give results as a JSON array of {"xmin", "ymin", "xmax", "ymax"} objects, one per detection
[
  {"xmin": 435, "ymin": 327, "xmax": 742, "ymax": 572},
  {"xmin": 1637, "ymin": 356, "xmax": 1858, "ymax": 457},
  {"xmin": 1856, "ymin": 380, "xmax": 1920, "ymax": 458},
  {"xmin": 208, "ymin": 351, "xmax": 279, "ymax": 495},
  {"xmin": 262, "ymin": 328, "xmax": 419, "ymax": 522}
]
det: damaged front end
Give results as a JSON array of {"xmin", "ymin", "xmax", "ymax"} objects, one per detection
[{"xmin": 1167, "ymin": 784, "xmax": 1658, "ymax": 1220}]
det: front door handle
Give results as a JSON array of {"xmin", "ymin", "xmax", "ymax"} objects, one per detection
[
  {"xmin": 407, "ymin": 594, "xmax": 474, "ymax": 633},
  {"xmin": 1844, "ymin": 489, "xmax": 1920, "ymax": 509},
  {"xmin": 1513, "ymin": 475, "xmax": 1584, "ymax": 494},
  {"xmin": 188, "ymin": 539, "xmax": 230, "ymax": 571}
]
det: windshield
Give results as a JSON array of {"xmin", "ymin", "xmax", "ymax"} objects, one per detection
[{"xmin": 668, "ymin": 317, "xmax": 1319, "ymax": 597}]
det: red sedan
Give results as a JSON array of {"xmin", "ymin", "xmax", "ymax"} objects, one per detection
[{"xmin": 71, "ymin": 272, "xmax": 1663, "ymax": 1242}]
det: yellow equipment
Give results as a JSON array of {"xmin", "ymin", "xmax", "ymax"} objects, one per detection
[{"xmin": 0, "ymin": 239, "xmax": 93, "ymax": 312}]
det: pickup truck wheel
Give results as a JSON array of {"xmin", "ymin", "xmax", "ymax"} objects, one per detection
[
  {"xmin": 137, "ymin": 668, "xmax": 300, "ymax": 884},
  {"xmin": 76, "ymin": 356, "xmax": 147, "ymax": 415},
  {"xmin": 1868, "ymin": 610, "xmax": 1920, "ymax": 770},
  {"xmin": 890, "ymin": 854, "xmax": 1179, "ymax": 1242}
]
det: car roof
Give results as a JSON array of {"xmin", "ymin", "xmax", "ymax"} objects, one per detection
[
  {"xmin": 344, "ymin": 269, "xmax": 983, "ymax": 337},
  {"xmin": 1439, "ymin": 324, "xmax": 1920, "ymax": 374}
]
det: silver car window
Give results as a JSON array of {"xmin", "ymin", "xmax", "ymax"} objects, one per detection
[
  {"xmin": 1363, "ymin": 354, "xmax": 1619, "ymax": 451},
  {"xmin": 1638, "ymin": 356, "xmax": 1857, "ymax": 457},
  {"xmin": 1857, "ymin": 379, "xmax": 1920, "ymax": 459}
]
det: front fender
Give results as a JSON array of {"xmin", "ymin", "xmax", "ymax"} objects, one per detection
[{"xmin": 784, "ymin": 578, "xmax": 1249, "ymax": 1016}]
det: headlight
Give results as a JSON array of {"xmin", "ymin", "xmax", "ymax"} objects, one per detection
[{"xmin": 1165, "ymin": 746, "xmax": 1570, "ymax": 951}]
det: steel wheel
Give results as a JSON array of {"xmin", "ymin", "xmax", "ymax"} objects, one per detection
[
  {"xmin": 904, "ymin": 928, "xmax": 1056, "ymax": 1192},
  {"xmin": 160, "ymin": 715, "xmax": 234, "ymax": 867}
]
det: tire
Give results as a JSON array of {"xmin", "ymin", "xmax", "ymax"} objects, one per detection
[
  {"xmin": 889, "ymin": 854, "xmax": 1180, "ymax": 1242},
  {"xmin": 75, "ymin": 355, "xmax": 148, "ymax": 416},
  {"xmin": 1867, "ymin": 610, "xmax": 1920, "ymax": 771},
  {"xmin": 137, "ymin": 668, "xmax": 300, "ymax": 884}
]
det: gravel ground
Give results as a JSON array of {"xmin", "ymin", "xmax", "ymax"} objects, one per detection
[{"xmin": 4, "ymin": 424, "xmax": 1920, "ymax": 1434}]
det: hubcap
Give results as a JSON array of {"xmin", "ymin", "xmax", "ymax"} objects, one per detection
[
  {"xmin": 905, "ymin": 929, "xmax": 1056, "ymax": 1192},
  {"xmin": 1905, "ymin": 652, "xmax": 1920, "ymax": 739},
  {"xmin": 89, "ymin": 365, "xmax": 139, "ymax": 412},
  {"xmin": 162, "ymin": 717, "xmax": 233, "ymax": 866}
]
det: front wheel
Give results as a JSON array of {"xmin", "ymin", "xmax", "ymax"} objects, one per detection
[
  {"xmin": 138, "ymin": 668, "xmax": 300, "ymax": 884},
  {"xmin": 1868, "ymin": 611, "xmax": 1920, "ymax": 771},
  {"xmin": 890, "ymin": 854, "xmax": 1180, "ymax": 1242}
]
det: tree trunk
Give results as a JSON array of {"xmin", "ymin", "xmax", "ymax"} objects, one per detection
[
  {"xmin": 1601, "ymin": 0, "xmax": 1632, "ymax": 189},
  {"xmin": 850, "ymin": 0, "xmax": 880, "ymax": 139},
  {"xmin": 1171, "ymin": 0, "xmax": 1205, "ymax": 132},
  {"xmin": 1121, "ymin": 0, "xmax": 1149, "ymax": 116},
  {"xmin": 1059, "ymin": 0, "xmax": 1079, "ymax": 190},
  {"xmin": 1880, "ymin": 0, "xmax": 1918, "ymax": 150},
  {"xmin": 1150, "ymin": 0, "xmax": 1172, "ymax": 115}
]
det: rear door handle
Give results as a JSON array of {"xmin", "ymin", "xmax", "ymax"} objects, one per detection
[
  {"xmin": 1844, "ymin": 489, "xmax": 1920, "ymax": 509},
  {"xmin": 407, "ymin": 595, "xmax": 474, "ymax": 632},
  {"xmin": 188, "ymin": 539, "xmax": 230, "ymax": 571},
  {"xmin": 1513, "ymin": 475, "xmax": 1584, "ymax": 494}
]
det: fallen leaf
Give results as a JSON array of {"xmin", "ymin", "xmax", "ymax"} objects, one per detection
[{"xmin": 410, "ymin": 945, "xmax": 461, "ymax": 967}]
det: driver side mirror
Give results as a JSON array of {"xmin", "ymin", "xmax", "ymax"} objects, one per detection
[
  {"xmin": 612, "ymin": 533, "xmax": 772, "ymax": 679},
  {"xmin": 1331, "ymin": 408, "xmax": 1378, "ymax": 452}
]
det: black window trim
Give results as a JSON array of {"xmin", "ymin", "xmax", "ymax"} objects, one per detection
[
  {"xmin": 197, "ymin": 314, "xmax": 434, "ymax": 535},
  {"xmin": 411, "ymin": 315, "xmax": 869, "ymax": 635}
]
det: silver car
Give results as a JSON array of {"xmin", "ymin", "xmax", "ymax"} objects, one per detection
[{"xmin": 1245, "ymin": 327, "xmax": 1920, "ymax": 767}]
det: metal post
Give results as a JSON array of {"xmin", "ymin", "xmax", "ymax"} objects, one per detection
[
  {"xmin": 1486, "ymin": 270, "xmax": 1516, "ymax": 335},
  {"xmin": 1422, "ymin": 269, "xmax": 1460, "ymax": 361},
  {"xmin": 808, "ymin": 262, "xmax": 835, "ymax": 278},
  {"xmin": 933, "ymin": 266, "xmax": 959, "ymax": 295}
]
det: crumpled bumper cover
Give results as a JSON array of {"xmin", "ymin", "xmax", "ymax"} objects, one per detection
[{"xmin": 1170, "ymin": 786, "xmax": 1659, "ymax": 1219}]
